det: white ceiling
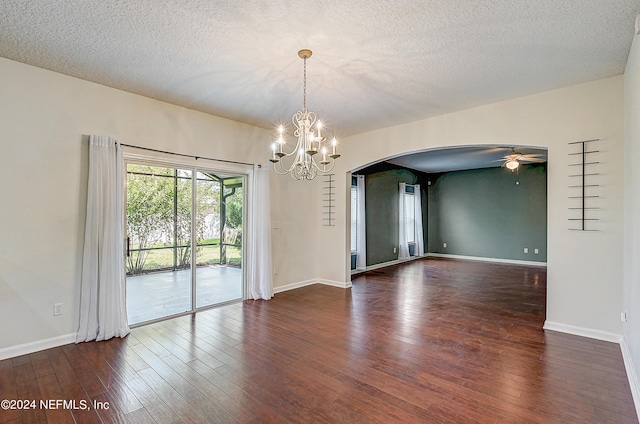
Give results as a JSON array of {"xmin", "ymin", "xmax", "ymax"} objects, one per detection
[{"xmin": 0, "ymin": 1, "xmax": 638, "ymax": 138}]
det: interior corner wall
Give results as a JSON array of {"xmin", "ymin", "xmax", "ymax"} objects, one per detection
[
  {"xmin": 428, "ymin": 164, "xmax": 547, "ymax": 262},
  {"xmin": 0, "ymin": 57, "xmax": 303, "ymax": 353},
  {"xmin": 319, "ymin": 75, "xmax": 624, "ymax": 337},
  {"xmin": 623, "ymin": 31, "xmax": 640, "ymax": 408}
]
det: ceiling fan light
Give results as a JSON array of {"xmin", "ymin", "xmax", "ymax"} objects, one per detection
[{"xmin": 505, "ymin": 159, "xmax": 520, "ymax": 170}]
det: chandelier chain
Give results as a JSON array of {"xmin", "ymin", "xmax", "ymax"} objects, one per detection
[{"xmin": 303, "ymin": 57, "xmax": 307, "ymax": 110}]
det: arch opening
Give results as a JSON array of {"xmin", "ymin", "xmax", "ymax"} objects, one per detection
[{"xmin": 347, "ymin": 144, "xmax": 548, "ymax": 274}]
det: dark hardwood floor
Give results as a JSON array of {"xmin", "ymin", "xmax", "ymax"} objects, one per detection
[{"xmin": 1, "ymin": 257, "xmax": 637, "ymax": 423}]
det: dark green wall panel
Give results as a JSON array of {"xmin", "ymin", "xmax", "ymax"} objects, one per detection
[{"xmin": 427, "ymin": 164, "xmax": 547, "ymax": 261}]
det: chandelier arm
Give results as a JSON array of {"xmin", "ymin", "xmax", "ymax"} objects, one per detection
[
  {"xmin": 311, "ymin": 157, "xmax": 337, "ymax": 174},
  {"xmin": 273, "ymin": 155, "xmax": 300, "ymax": 174},
  {"xmin": 292, "ymin": 110, "xmax": 303, "ymax": 132},
  {"xmin": 279, "ymin": 157, "xmax": 300, "ymax": 180},
  {"xmin": 278, "ymin": 144, "xmax": 303, "ymax": 158},
  {"xmin": 274, "ymin": 147, "xmax": 306, "ymax": 173},
  {"xmin": 272, "ymin": 164, "xmax": 293, "ymax": 175}
]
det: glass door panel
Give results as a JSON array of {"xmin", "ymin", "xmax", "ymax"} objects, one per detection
[
  {"xmin": 125, "ymin": 164, "xmax": 193, "ymax": 325},
  {"xmin": 195, "ymin": 172, "xmax": 244, "ymax": 308}
]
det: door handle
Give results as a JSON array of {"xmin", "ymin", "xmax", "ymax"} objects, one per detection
[{"xmin": 126, "ymin": 237, "xmax": 131, "ymax": 257}]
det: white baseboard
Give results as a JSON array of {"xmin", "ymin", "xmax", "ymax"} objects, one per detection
[
  {"xmin": 427, "ymin": 253, "xmax": 547, "ymax": 267},
  {"xmin": 273, "ymin": 279, "xmax": 318, "ymax": 294},
  {"xmin": 274, "ymin": 278, "xmax": 352, "ymax": 294},
  {"xmin": 0, "ymin": 333, "xmax": 76, "ymax": 361},
  {"xmin": 351, "ymin": 255, "xmax": 426, "ymax": 275},
  {"xmin": 621, "ymin": 338, "xmax": 640, "ymax": 419},
  {"xmin": 317, "ymin": 278, "xmax": 352, "ymax": 289},
  {"xmin": 543, "ymin": 321, "xmax": 622, "ymax": 343},
  {"xmin": 351, "ymin": 253, "xmax": 545, "ymax": 275}
]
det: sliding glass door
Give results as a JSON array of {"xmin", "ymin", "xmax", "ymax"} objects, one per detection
[{"xmin": 125, "ymin": 162, "xmax": 244, "ymax": 325}]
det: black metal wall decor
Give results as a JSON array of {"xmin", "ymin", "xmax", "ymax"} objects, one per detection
[
  {"xmin": 568, "ymin": 139, "xmax": 601, "ymax": 231},
  {"xmin": 322, "ymin": 174, "xmax": 336, "ymax": 226}
]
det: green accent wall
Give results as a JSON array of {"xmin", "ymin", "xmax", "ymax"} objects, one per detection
[
  {"xmin": 428, "ymin": 164, "xmax": 547, "ymax": 261},
  {"xmin": 362, "ymin": 167, "xmax": 428, "ymax": 266}
]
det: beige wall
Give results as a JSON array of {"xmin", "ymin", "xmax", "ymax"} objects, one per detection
[
  {"xmin": 270, "ymin": 171, "xmax": 320, "ymax": 288},
  {"xmin": 323, "ymin": 76, "xmax": 625, "ymax": 337},
  {"xmin": 624, "ymin": 31, "xmax": 640, "ymax": 407}
]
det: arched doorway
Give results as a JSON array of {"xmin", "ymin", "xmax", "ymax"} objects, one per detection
[{"xmin": 348, "ymin": 145, "xmax": 548, "ymax": 272}]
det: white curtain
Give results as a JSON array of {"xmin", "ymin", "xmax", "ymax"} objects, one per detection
[
  {"xmin": 356, "ymin": 175, "xmax": 367, "ymax": 269},
  {"xmin": 414, "ymin": 184, "xmax": 424, "ymax": 256},
  {"xmin": 76, "ymin": 135, "xmax": 130, "ymax": 343},
  {"xmin": 398, "ymin": 182, "xmax": 410, "ymax": 259},
  {"xmin": 248, "ymin": 164, "xmax": 273, "ymax": 300}
]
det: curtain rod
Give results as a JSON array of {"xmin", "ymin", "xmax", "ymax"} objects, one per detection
[{"xmin": 120, "ymin": 143, "xmax": 254, "ymax": 166}]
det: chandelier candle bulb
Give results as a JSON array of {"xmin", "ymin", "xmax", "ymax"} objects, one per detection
[
  {"xmin": 330, "ymin": 137, "xmax": 340, "ymax": 159},
  {"xmin": 321, "ymin": 146, "xmax": 330, "ymax": 164},
  {"xmin": 307, "ymin": 131, "xmax": 318, "ymax": 154},
  {"xmin": 277, "ymin": 137, "xmax": 284, "ymax": 156}
]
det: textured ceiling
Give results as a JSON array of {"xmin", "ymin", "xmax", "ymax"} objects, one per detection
[
  {"xmin": 0, "ymin": 1, "xmax": 638, "ymax": 138},
  {"xmin": 386, "ymin": 146, "xmax": 547, "ymax": 173}
]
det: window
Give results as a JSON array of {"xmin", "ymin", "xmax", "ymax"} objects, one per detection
[
  {"xmin": 404, "ymin": 191, "xmax": 415, "ymax": 244},
  {"xmin": 351, "ymin": 185, "xmax": 358, "ymax": 252}
]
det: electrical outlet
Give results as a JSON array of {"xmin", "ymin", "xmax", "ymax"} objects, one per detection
[
  {"xmin": 273, "ymin": 267, "xmax": 279, "ymax": 275},
  {"xmin": 393, "ymin": 247, "xmax": 397, "ymax": 253},
  {"xmin": 621, "ymin": 312, "xmax": 627, "ymax": 322},
  {"xmin": 54, "ymin": 303, "xmax": 63, "ymax": 316},
  {"xmin": 534, "ymin": 248, "xmax": 539, "ymax": 254},
  {"xmin": 524, "ymin": 248, "xmax": 528, "ymax": 254},
  {"xmin": 443, "ymin": 242, "xmax": 447, "ymax": 248}
]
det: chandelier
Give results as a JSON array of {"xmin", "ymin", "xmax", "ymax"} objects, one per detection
[{"xmin": 269, "ymin": 49, "xmax": 340, "ymax": 180}]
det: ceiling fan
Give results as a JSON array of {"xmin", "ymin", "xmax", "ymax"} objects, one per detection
[{"xmin": 499, "ymin": 147, "xmax": 546, "ymax": 170}]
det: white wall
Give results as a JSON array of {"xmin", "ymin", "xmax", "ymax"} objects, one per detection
[
  {"xmin": 0, "ymin": 57, "xmax": 316, "ymax": 352},
  {"xmin": 623, "ymin": 30, "xmax": 640, "ymax": 410},
  {"xmin": 320, "ymin": 76, "xmax": 625, "ymax": 338}
]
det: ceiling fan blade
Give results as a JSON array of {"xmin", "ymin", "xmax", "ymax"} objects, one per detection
[{"xmin": 521, "ymin": 157, "xmax": 547, "ymax": 163}]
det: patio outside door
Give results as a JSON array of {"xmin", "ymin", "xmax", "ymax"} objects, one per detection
[{"xmin": 125, "ymin": 163, "xmax": 244, "ymax": 325}]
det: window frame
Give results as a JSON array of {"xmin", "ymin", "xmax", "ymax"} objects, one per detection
[
  {"xmin": 350, "ymin": 182, "xmax": 358, "ymax": 254},
  {"xmin": 404, "ymin": 188, "xmax": 416, "ymax": 246}
]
